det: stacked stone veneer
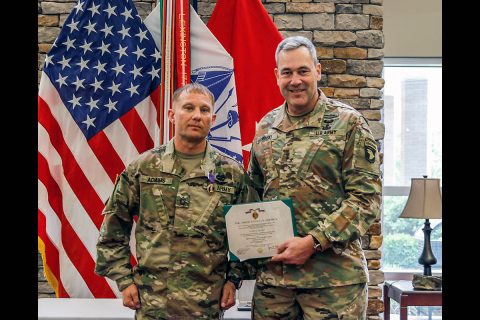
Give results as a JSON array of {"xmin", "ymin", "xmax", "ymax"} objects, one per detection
[{"xmin": 38, "ymin": 1, "xmax": 385, "ymax": 318}]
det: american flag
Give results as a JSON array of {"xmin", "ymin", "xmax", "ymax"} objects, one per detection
[{"xmin": 38, "ymin": 0, "xmax": 160, "ymax": 298}]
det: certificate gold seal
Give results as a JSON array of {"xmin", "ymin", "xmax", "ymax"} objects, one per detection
[{"xmin": 246, "ymin": 208, "xmax": 265, "ymax": 220}]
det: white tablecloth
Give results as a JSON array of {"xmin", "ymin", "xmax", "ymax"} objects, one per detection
[
  {"xmin": 38, "ymin": 298, "xmax": 251, "ymax": 320},
  {"xmin": 38, "ymin": 298, "xmax": 134, "ymax": 320}
]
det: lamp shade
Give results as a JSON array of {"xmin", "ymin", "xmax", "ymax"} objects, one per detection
[{"xmin": 399, "ymin": 178, "xmax": 442, "ymax": 219}]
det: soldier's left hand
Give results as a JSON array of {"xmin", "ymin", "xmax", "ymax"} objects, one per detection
[
  {"xmin": 220, "ymin": 281, "xmax": 236, "ymax": 310},
  {"xmin": 271, "ymin": 236, "xmax": 315, "ymax": 265}
]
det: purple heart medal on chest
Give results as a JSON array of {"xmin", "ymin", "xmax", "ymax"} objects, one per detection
[{"xmin": 207, "ymin": 170, "xmax": 216, "ymax": 193}]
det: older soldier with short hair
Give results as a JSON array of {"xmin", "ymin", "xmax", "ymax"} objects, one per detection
[
  {"xmin": 248, "ymin": 36, "xmax": 382, "ymax": 319},
  {"xmin": 95, "ymin": 83, "xmax": 257, "ymax": 319}
]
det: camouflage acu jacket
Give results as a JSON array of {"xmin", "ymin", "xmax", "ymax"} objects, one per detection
[
  {"xmin": 248, "ymin": 90, "xmax": 382, "ymax": 289},
  {"xmin": 95, "ymin": 140, "xmax": 257, "ymax": 319}
]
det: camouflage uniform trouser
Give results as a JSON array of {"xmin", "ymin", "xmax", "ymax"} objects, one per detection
[
  {"xmin": 134, "ymin": 306, "xmax": 221, "ymax": 320},
  {"xmin": 135, "ymin": 311, "xmax": 221, "ymax": 320},
  {"xmin": 252, "ymin": 282, "xmax": 367, "ymax": 320}
]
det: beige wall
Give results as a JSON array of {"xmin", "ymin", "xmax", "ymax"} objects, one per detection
[{"xmin": 383, "ymin": 0, "xmax": 441, "ymax": 57}]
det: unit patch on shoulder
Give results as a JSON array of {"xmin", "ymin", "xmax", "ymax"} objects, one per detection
[{"xmin": 364, "ymin": 138, "xmax": 377, "ymax": 163}]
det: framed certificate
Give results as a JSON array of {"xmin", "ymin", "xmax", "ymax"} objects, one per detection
[{"xmin": 224, "ymin": 198, "xmax": 297, "ymax": 261}]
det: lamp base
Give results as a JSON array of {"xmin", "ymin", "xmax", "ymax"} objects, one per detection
[{"xmin": 412, "ymin": 273, "xmax": 442, "ymax": 291}]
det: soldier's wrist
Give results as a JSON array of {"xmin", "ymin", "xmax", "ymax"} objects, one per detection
[
  {"xmin": 308, "ymin": 231, "xmax": 330, "ymax": 252},
  {"xmin": 116, "ymin": 275, "xmax": 134, "ymax": 291},
  {"xmin": 226, "ymin": 277, "xmax": 243, "ymax": 290},
  {"xmin": 310, "ymin": 235, "xmax": 322, "ymax": 252}
]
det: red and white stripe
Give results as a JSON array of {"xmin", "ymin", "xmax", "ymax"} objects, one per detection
[{"xmin": 38, "ymin": 72, "xmax": 160, "ymax": 298}]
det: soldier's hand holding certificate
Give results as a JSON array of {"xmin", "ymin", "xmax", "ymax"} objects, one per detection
[{"xmin": 224, "ymin": 199, "xmax": 297, "ymax": 261}]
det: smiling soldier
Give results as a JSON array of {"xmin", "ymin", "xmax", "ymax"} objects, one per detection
[{"xmin": 248, "ymin": 36, "xmax": 382, "ymax": 319}]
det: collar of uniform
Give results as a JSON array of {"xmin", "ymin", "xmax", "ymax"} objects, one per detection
[
  {"xmin": 272, "ymin": 89, "xmax": 328, "ymax": 132},
  {"xmin": 161, "ymin": 139, "xmax": 223, "ymax": 180},
  {"xmin": 160, "ymin": 139, "xmax": 177, "ymax": 174},
  {"xmin": 200, "ymin": 142, "xmax": 219, "ymax": 179},
  {"xmin": 177, "ymin": 141, "xmax": 221, "ymax": 181}
]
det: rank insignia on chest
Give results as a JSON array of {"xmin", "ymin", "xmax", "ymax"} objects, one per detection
[{"xmin": 175, "ymin": 193, "xmax": 190, "ymax": 208}]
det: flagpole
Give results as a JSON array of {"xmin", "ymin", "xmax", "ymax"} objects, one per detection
[
  {"xmin": 175, "ymin": 0, "xmax": 191, "ymax": 87},
  {"xmin": 158, "ymin": 0, "xmax": 164, "ymax": 144},
  {"xmin": 159, "ymin": 0, "xmax": 192, "ymax": 143}
]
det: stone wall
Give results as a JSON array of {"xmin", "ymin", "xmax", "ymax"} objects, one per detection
[
  {"xmin": 38, "ymin": 0, "xmax": 157, "ymax": 83},
  {"xmin": 38, "ymin": 0, "xmax": 385, "ymax": 318}
]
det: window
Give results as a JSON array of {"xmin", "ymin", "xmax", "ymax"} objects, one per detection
[{"xmin": 381, "ymin": 58, "xmax": 442, "ymax": 276}]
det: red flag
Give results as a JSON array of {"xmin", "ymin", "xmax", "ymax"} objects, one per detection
[{"xmin": 208, "ymin": 0, "xmax": 284, "ymax": 166}]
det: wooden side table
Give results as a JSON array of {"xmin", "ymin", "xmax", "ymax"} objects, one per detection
[{"xmin": 383, "ymin": 280, "xmax": 442, "ymax": 320}]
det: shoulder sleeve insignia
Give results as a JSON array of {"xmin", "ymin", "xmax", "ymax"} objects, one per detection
[{"xmin": 364, "ymin": 138, "xmax": 377, "ymax": 163}]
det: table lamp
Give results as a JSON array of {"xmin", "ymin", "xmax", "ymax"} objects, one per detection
[{"xmin": 399, "ymin": 176, "xmax": 442, "ymax": 290}]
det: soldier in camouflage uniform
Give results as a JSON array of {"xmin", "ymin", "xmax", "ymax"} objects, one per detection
[
  {"xmin": 248, "ymin": 36, "xmax": 382, "ymax": 319},
  {"xmin": 95, "ymin": 83, "xmax": 257, "ymax": 320}
]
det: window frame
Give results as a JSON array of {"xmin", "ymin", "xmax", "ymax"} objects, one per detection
[{"xmin": 381, "ymin": 57, "xmax": 442, "ymax": 281}]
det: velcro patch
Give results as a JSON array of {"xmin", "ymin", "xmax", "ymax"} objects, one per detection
[
  {"xmin": 215, "ymin": 184, "xmax": 236, "ymax": 194},
  {"xmin": 140, "ymin": 176, "xmax": 173, "ymax": 185},
  {"xmin": 256, "ymin": 132, "xmax": 277, "ymax": 144},
  {"xmin": 203, "ymin": 183, "xmax": 235, "ymax": 194},
  {"xmin": 309, "ymin": 129, "xmax": 338, "ymax": 136}
]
